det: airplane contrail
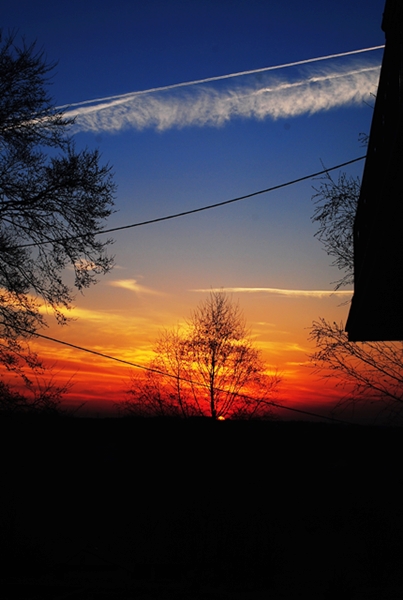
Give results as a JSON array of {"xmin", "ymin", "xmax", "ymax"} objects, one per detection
[
  {"xmin": 63, "ymin": 45, "xmax": 383, "ymax": 133},
  {"xmin": 60, "ymin": 45, "xmax": 384, "ymax": 110}
]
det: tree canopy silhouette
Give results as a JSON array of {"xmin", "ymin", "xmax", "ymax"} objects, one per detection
[
  {"xmin": 0, "ymin": 31, "xmax": 115, "ymax": 375},
  {"xmin": 124, "ymin": 291, "xmax": 280, "ymax": 419},
  {"xmin": 310, "ymin": 165, "xmax": 403, "ymax": 421},
  {"xmin": 311, "ymin": 169, "xmax": 360, "ymax": 289}
]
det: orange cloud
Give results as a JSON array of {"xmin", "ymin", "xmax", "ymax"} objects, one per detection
[
  {"xmin": 109, "ymin": 279, "xmax": 165, "ymax": 295},
  {"xmin": 191, "ymin": 286, "xmax": 352, "ymax": 298}
]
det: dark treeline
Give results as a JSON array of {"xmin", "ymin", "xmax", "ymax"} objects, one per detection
[{"xmin": 1, "ymin": 417, "xmax": 403, "ymax": 598}]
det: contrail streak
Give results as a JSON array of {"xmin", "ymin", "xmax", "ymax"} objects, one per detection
[
  {"xmin": 63, "ymin": 46, "xmax": 383, "ymax": 133},
  {"xmin": 60, "ymin": 45, "xmax": 384, "ymax": 110}
]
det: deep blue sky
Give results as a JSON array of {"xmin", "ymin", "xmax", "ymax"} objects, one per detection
[{"xmin": 5, "ymin": 1, "xmax": 384, "ymax": 98}]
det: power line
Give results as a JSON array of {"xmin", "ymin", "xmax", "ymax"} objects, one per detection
[
  {"xmin": 24, "ymin": 328, "xmax": 354, "ymax": 424},
  {"xmin": 93, "ymin": 156, "xmax": 366, "ymax": 235},
  {"xmin": 22, "ymin": 329, "xmax": 170, "ymax": 376},
  {"xmin": 18, "ymin": 155, "xmax": 365, "ymax": 249}
]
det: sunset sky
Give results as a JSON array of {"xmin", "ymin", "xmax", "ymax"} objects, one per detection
[{"xmin": 3, "ymin": 0, "xmax": 386, "ymax": 419}]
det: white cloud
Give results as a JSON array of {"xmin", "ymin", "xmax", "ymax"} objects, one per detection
[
  {"xmin": 63, "ymin": 48, "xmax": 381, "ymax": 134},
  {"xmin": 191, "ymin": 287, "xmax": 353, "ymax": 298},
  {"xmin": 108, "ymin": 279, "xmax": 163, "ymax": 295}
]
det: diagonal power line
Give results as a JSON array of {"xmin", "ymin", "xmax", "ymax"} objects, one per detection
[
  {"xmin": 23, "ymin": 328, "xmax": 354, "ymax": 425},
  {"xmin": 18, "ymin": 155, "xmax": 366, "ymax": 249}
]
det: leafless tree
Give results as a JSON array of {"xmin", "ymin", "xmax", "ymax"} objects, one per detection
[
  {"xmin": 123, "ymin": 328, "xmax": 202, "ymax": 418},
  {"xmin": 309, "ymin": 318, "xmax": 403, "ymax": 421},
  {"xmin": 187, "ymin": 291, "xmax": 278, "ymax": 419},
  {"xmin": 310, "ymin": 161, "xmax": 403, "ymax": 421},
  {"xmin": 0, "ymin": 31, "xmax": 115, "ymax": 380},
  {"xmin": 124, "ymin": 291, "xmax": 281, "ymax": 419},
  {"xmin": 311, "ymin": 169, "xmax": 360, "ymax": 289},
  {"xmin": 0, "ymin": 372, "xmax": 73, "ymax": 416}
]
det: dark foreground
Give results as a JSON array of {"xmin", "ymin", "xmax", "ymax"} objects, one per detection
[{"xmin": 1, "ymin": 417, "xmax": 403, "ymax": 599}]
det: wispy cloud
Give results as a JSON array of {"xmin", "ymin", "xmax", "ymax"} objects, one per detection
[
  {"xmin": 63, "ymin": 47, "xmax": 382, "ymax": 133},
  {"xmin": 109, "ymin": 278, "xmax": 163, "ymax": 295},
  {"xmin": 191, "ymin": 287, "xmax": 353, "ymax": 298}
]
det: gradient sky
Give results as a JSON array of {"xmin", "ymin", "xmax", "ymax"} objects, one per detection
[{"xmin": 2, "ymin": 0, "xmax": 386, "ymax": 418}]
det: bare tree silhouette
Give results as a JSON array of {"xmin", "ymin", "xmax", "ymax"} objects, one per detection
[
  {"xmin": 310, "ymin": 164, "xmax": 403, "ymax": 421},
  {"xmin": 0, "ymin": 31, "xmax": 115, "ymax": 399},
  {"xmin": 124, "ymin": 291, "xmax": 280, "ymax": 419}
]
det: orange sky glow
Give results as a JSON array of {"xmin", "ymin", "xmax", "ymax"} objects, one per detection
[{"xmin": 2, "ymin": 282, "xmax": 354, "ymax": 419}]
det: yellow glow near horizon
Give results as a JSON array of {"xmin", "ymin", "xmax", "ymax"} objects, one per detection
[{"xmin": 1, "ymin": 280, "xmax": 351, "ymax": 415}]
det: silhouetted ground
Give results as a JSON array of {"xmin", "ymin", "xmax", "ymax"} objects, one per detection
[{"xmin": 1, "ymin": 416, "xmax": 403, "ymax": 599}]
